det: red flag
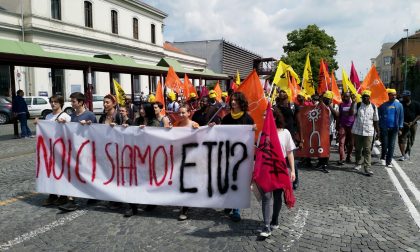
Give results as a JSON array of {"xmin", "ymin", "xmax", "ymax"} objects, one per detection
[
  {"xmin": 331, "ymin": 70, "xmax": 342, "ymax": 104},
  {"xmin": 199, "ymin": 85, "xmax": 209, "ymax": 98},
  {"xmin": 213, "ymin": 81, "xmax": 222, "ymax": 102},
  {"xmin": 155, "ymin": 81, "xmax": 165, "ymax": 115},
  {"xmin": 253, "ymin": 103, "xmax": 295, "ymax": 207},
  {"xmin": 230, "ymin": 80, "xmax": 238, "ymax": 91},
  {"xmin": 165, "ymin": 66, "xmax": 183, "ymax": 94},
  {"xmin": 317, "ymin": 59, "xmax": 330, "ymax": 95},
  {"xmin": 350, "ymin": 61, "xmax": 361, "ymax": 92},
  {"xmin": 236, "ymin": 70, "xmax": 268, "ymax": 140}
]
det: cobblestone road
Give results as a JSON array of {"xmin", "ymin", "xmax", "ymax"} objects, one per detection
[{"xmin": 0, "ymin": 122, "xmax": 419, "ymax": 251}]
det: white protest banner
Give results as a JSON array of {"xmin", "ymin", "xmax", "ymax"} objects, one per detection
[{"xmin": 35, "ymin": 121, "xmax": 255, "ymax": 208}]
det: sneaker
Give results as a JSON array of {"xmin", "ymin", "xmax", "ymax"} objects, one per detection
[
  {"xmin": 42, "ymin": 194, "xmax": 58, "ymax": 206},
  {"xmin": 178, "ymin": 207, "xmax": 188, "ymax": 221},
  {"xmin": 386, "ymin": 164, "xmax": 393, "ymax": 168},
  {"xmin": 404, "ymin": 153, "xmax": 410, "ymax": 160},
  {"xmin": 230, "ymin": 209, "xmax": 241, "ymax": 222},
  {"xmin": 345, "ymin": 156, "xmax": 352, "ymax": 163},
  {"xmin": 365, "ymin": 170, "xmax": 374, "ymax": 176},
  {"xmin": 380, "ymin": 159, "xmax": 386, "ymax": 166},
  {"xmin": 270, "ymin": 224, "xmax": 280, "ymax": 230},
  {"xmin": 337, "ymin": 160, "xmax": 345, "ymax": 165},
  {"xmin": 58, "ymin": 200, "xmax": 78, "ymax": 212},
  {"xmin": 259, "ymin": 226, "xmax": 271, "ymax": 237},
  {"xmin": 398, "ymin": 156, "xmax": 406, "ymax": 161},
  {"xmin": 54, "ymin": 196, "xmax": 68, "ymax": 206},
  {"xmin": 29, "ymin": 135, "xmax": 35, "ymax": 138},
  {"xmin": 354, "ymin": 165, "xmax": 362, "ymax": 171},
  {"xmin": 321, "ymin": 165, "xmax": 329, "ymax": 173}
]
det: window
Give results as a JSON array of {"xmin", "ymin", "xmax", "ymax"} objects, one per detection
[
  {"xmin": 51, "ymin": 0, "xmax": 61, "ymax": 20},
  {"xmin": 111, "ymin": 10, "xmax": 118, "ymax": 34},
  {"xmin": 84, "ymin": 1, "xmax": 93, "ymax": 28},
  {"xmin": 384, "ymin": 56, "xmax": 391, "ymax": 66},
  {"xmin": 133, "ymin": 18, "xmax": 139, "ymax": 39},
  {"xmin": 151, "ymin": 24, "xmax": 156, "ymax": 44},
  {"xmin": 35, "ymin": 98, "xmax": 48, "ymax": 105}
]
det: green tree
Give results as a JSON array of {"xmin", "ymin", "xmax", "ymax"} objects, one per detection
[{"xmin": 280, "ymin": 24, "xmax": 338, "ymax": 87}]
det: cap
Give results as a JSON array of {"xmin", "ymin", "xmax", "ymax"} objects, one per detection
[
  {"xmin": 361, "ymin": 90, "xmax": 371, "ymax": 97},
  {"xmin": 402, "ymin": 90, "xmax": 411, "ymax": 96},
  {"xmin": 189, "ymin": 93, "xmax": 197, "ymax": 98},
  {"xmin": 355, "ymin": 94, "xmax": 362, "ymax": 103},
  {"xmin": 386, "ymin": 88, "xmax": 397, "ymax": 94},
  {"xmin": 323, "ymin": 91, "xmax": 333, "ymax": 99},
  {"xmin": 148, "ymin": 94, "xmax": 156, "ymax": 102}
]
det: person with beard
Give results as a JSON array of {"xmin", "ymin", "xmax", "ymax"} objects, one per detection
[
  {"xmin": 187, "ymin": 93, "xmax": 199, "ymax": 111},
  {"xmin": 398, "ymin": 90, "xmax": 420, "ymax": 161},
  {"xmin": 191, "ymin": 96, "xmax": 221, "ymax": 126}
]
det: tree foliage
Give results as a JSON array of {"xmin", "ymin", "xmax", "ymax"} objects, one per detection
[{"xmin": 280, "ymin": 24, "xmax": 338, "ymax": 86}]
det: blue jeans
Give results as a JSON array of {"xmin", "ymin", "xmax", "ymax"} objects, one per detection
[
  {"xmin": 17, "ymin": 113, "xmax": 32, "ymax": 137},
  {"xmin": 380, "ymin": 128, "xmax": 398, "ymax": 165}
]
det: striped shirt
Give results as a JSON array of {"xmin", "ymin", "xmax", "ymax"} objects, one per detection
[{"xmin": 351, "ymin": 102, "xmax": 379, "ymax": 136}]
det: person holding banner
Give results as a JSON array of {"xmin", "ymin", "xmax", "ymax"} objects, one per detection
[
  {"xmin": 174, "ymin": 104, "xmax": 199, "ymax": 221},
  {"xmin": 59, "ymin": 92, "xmax": 97, "ymax": 212},
  {"xmin": 135, "ymin": 103, "xmax": 160, "ymax": 127},
  {"xmin": 119, "ymin": 106, "xmax": 133, "ymax": 126},
  {"xmin": 259, "ymin": 107, "xmax": 296, "ymax": 238},
  {"xmin": 192, "ymin": 96, "xmax": 221, "ymax": 126},
  {"xmin": 99, "ymin": 94, "xmax": 122, "ymax": 125},
  {"xmin": 37, "ymin": 95, "xmax": 71, "ymax": 206},
  {"xmin": 221, "ymin": 92, "xmax": 254, "ymax": 222},
  {"xmin": 153, "ymin": 101, "xmax": 171, "ymax": 128}
]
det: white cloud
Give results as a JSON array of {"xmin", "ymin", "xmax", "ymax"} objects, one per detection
[{"xmin": 144, "ymin": 0, "xmax": 419, "ymax": 79}]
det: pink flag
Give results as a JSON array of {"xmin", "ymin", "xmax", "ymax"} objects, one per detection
[
  {"xmin": 253, "ymin": 103, "xmax": 295, "ymax": 208},
  {"xmin": 199, "ymin": 85, "xmax": 209, "ymax": 98},
  {"xmin": 350, "ymin": 62, "xmax": 361, "ymax": 92}
]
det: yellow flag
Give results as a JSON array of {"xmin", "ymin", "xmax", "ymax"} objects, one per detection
[
  {"xmin": 302, "ymin": 53, "xmax": 315, "ymax": 96},
  {"xmin": 113, "ymin": 79, "xmax": 126, "ymax": 107},
  {"xmin": 236, "ymin": 70, "xmax": 241, "ymax": 85},
  {"xmin": 273, "ymin": 61, "xmax": 300, "ymax": 92},
  {"xmin": 341, "ymin": 69, "xmax": 357, "ymax": 95},
  {"xmin": 270, "ymin": 85, "xmax": 278, "ymax": 103}
]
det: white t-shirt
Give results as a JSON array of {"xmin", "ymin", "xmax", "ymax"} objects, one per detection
[
  {"xmin": 277, "ymin": 128, "xmax": 296, "ymax": 157},
  {"xmin": 45, "ymin": 111, "xmax": 71, "ymax": 122}
]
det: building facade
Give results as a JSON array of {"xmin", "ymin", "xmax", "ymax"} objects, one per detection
[
  {"xmin": 173, "ymin": 39, "xmax": 262, "ymax": 87},
  {"xmin": 0, "ymin": 0, "xmax": 207, "ymax": 98},
  {"xmin": 372, "ymin": 43, "xmax": 393, "ymax": 87},
  {"xmin": 391, "ymin": 31, "xmax": 420, "ymax": 91}
]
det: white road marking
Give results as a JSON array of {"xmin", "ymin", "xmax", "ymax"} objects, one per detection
[
  {"xmin": 282, "ymin": 208, "xmax": 309, "ymax": 251},
  {"xmin": 0, "ymin": 210, "xmax": 87, "ymax": 251},
  {"xmin": 385, "ymin": 168, "xmax": 420, "ymax": 230},
  {"xmin": 391, "ymin": 159, "xmax": 420, "ymax": 204}
]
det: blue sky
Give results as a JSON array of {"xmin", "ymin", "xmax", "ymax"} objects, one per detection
[{"xmin": 143, "ymin": 0, "xmax": 420, "ymax": 79}]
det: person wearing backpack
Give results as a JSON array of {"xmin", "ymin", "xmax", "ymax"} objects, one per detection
[
  {"xmin": 378, "ymin": 89, "xmax": 404, "ymax": 167},
  {"xmin": 351, "ymin": 90, "xmax": 379, "ymax": 176}
]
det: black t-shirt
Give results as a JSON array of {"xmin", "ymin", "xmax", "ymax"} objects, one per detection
[
  {"xmin": 277, "ymin": 105, "xmax": 295, "ymax": 136},
  {"xmin": 403, "ymin": 100, "xmax": 420, "ymax": 123},
  {"xmin": 221, "ymin": 112, "xmax": 254, "ymax": 125},
  {"xmin": 192, "ymin": 105, "xmax": 221, "ymax": 126}
]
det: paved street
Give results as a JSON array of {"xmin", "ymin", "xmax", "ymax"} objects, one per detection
[{"xmin": 0, "ymin": 122, "xmax": 419, "ymax": 251}]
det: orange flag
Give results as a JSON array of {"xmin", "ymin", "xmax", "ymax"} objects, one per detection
[
  {"xmin": 288, "ymin": 74, "xmax": 301, "ymax": 104},
  {"xmin": 213, "ymin": 81, "xmax": 222, "ymax": 102},
  {"xmin": 236, "ymin": 70, "xmax": 268, "ymax": 140},
  {"xmin": 184, "ymin": 74, "xmax": 197, "ymax": 98},
  {"xmin": 331, "ymin": 70, "xmax": 342, "ymax": 104},
  {"xmin": 360, "ymin": 65, "xmax": 388, "ymax": 106},
  {"xmin": 317, "ymin": 59, "xmax": 330, "ymax": 95},
  {"xmin": 165, "ymin": 66, "xmax": 183, "ymax": 94},
  {"xmin": 155, "ymin": 80, "xmax": 166, "ymax": 115}
]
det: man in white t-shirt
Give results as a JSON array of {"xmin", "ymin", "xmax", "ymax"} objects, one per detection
[{"xmin": 38, "ymin": 95, "xmax": 71, "ymax": 206}]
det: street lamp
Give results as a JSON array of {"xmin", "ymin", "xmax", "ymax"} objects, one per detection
[{"xmin": 403, "ymin": 28, "xmax": 409, "ymax": 91}]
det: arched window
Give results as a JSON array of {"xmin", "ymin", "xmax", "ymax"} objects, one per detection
[
  {"xmin": 133, "ymin": 18, "xmax": 139, "ymax": 39},
  {"xmin": 111, "ymin": 10, "xmax": 118, "ymax": 34},
  {"xmin": 151, "ymin": 24, "xmax": 156, "ymax": 44},
  {"xmin": 84, "ymin": 1, "xmax": 93, "ymax": 28}
]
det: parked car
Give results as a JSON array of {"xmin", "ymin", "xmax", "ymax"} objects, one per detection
[
  {"xmin": 63, "ymin": 94, "xmax": 105, "ymax": 115},
  {"xmin": 0, "ymin": 96, "xmax": 13, "ymax": 124},
  {"xmin": 23, "ymin": 96, "xmax": 52, "ymax": 119}
]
